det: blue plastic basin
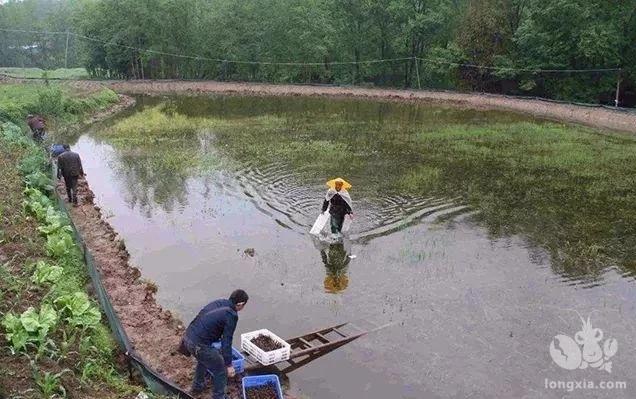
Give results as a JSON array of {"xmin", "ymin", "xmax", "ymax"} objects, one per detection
[
  {"xmin": 242, "ymin": 374, "xmax": 283, "ymax": 399},
  {"xmin": 210, "ymin": 342, "xmax": 245, "ymax": 374}
]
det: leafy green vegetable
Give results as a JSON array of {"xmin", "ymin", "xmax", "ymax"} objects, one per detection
[
  {"xmin": 46, "ymin": 230, "xmax": 75, "ymax": 258},
  {"xmin": 18, "ymin": 150, "xmax": 48, "ymax": 176},
  {"xmin": 1, "ymin": 122, "xmax": 29, "ymax": 146},
  {"xmin": 24, "ymin": 171, "xmax": 53, "ymax": 192},
  {"xmin": 24, "ymin": 187, "xmax": 52, "ymax": 206},
  {"xmin": 44, "ymin": 207, "xmax": 68, "ymax": 227},
  {"xmin": 33, "ymin": 366, "xmax": 70, "ymax": 398},
  {"xmin": 1, "ymin": 305, "xmax": 58, "ymax": 352},
  {"xmin": 54, "ymin": 292, "xmax": 101, "ymax": 329},
  {"xmin": 31, "ymin": 261, "xmax": 64, "ymax": 285},
  {"xmin": 23, "ymin": 200, "xmax": 49, "ymax": 221},
  {"xmin": 24, "ymin": 187, "xmax": 72, "ymax": 236},
  {"xmin": 23, "ymin": 187, "xmax": 56, "ymax": 222},
  {"xmin": 37, "ymin": 209, "xmax": 71, "ymax": 236},
  {"xmin": 38, "ymin": 223, "xmax": 72, "ymax": 237},
  {"xmin": 1, "ymin": 313, "xmax": 29, "ymax": 351}
]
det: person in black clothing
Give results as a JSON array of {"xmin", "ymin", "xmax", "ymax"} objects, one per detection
[
  {"xmin": 56, "ymin": 145, "xmax": 84, "ymax": 206},
  {"xmin": 322, "ymin": 178, "xmax": 353, "ymax": 234},
  {"xmin": 181, "ymin": 289, "xmax": 249, "ymax": 399}
]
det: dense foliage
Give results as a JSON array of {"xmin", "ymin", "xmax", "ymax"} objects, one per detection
[{"xmin": 1, "ymin": 0, "xmax": 635, "ymax": 104}]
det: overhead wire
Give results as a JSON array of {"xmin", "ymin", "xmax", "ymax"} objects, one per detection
[{"xmin": 0, "ymin": 27, "xmax": 622, "ymax": 73}]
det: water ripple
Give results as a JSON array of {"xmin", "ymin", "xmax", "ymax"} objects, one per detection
[{"xmin": 220, "ymin": 162, "xmax": 471, "ymax": 242}]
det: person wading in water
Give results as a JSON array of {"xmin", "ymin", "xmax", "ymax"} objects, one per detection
[
  {"xmin": 322, "ymin": 177, "xmax": 353, "ymax": 237},
  {"xmin": 179, "ymin": 289, "xmax": 249, "ymax": 399}
]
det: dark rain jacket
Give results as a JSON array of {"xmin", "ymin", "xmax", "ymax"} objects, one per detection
[
  {"xmin": 57, "ymin": 151, "xmax": 84, "ymax": 179},
  {"xmin": 202, "ymin": 298, "xmax": 233, "ymax": 314},
  {"xmin": 185, "ymin": 301, "xmax": 238, "ymax": 366},
  {"xmin": 322, "ymin": 193, "xmax": 352, "ymax": 218},
  {"xmin": 51, "ymin": 144, "xmax": 66, "ymax": 157}
]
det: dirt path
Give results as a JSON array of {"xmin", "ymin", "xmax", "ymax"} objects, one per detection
[{"xmin": 69, "ymin": 79, "xmax": 636, "ymax": 134}]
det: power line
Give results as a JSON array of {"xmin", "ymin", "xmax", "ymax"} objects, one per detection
[
  {"xmin": 0, "ymin": 27, "xmax": 622, "ymax": 73},
  {"xmin": 81, "ymin": 30, "xmax": 413, "ymax": 66},
  {"xmin": 0, "ymin": 28, "xmax": 410, "ymax": 66},
  {"xmin": 417, "ymin": 57, "xmax": 621, "ymax": 74}
]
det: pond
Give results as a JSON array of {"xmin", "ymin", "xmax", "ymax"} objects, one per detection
[{"xmin": 70, "ymin": 95, "xmax": 636, "ymax": 398}]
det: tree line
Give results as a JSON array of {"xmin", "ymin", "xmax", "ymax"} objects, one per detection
[{"xmin": 1, "ymin": 0, "xmax": 635, "ymax": 105}]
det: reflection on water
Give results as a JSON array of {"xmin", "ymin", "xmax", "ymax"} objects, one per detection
[
  {"xmin": 67, "ymin": 95, "xmax": 636, "ymax": 399},
  {"xmin": 316, "ymin": 240, "xmax": 352, "ymax": 294}
]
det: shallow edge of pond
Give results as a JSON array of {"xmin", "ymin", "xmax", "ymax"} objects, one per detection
[
  {"xmin": 59, "ymin": 94, "xmax": 297, "ymax": 399},
  {"xmin": 91, "ymin": 79, "xmax": 636, "ymax": 135}
]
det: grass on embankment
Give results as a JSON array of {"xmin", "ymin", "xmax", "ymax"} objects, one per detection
[
  {"xmin": 0, "ymin": 68, "xmax": 89, "ymax": 80},
  {"xmin": 0, "ymin": 84, "xmax": 148, "ymax": 398},
  {"xmin": 0, "ymin": 82, "xmax": 119, "ymax": 128}
]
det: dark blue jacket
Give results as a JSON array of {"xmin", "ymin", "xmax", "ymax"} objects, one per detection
[
  {"xmin": 202, "ymin": 298, "xmax": 233, "ymax": 313},
  {"xmin": 51, "ymin": 144, "xmax": 65, "ymax": 157},
  {"xmin": 185, "ymin": 299, "xmax": 238, "ymax": 366}
]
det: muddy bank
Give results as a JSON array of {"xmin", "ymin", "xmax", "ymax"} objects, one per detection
[
  {"xmin": 84, "ymin": 93, "xmax": 136, "ymax": 125},
  {"xmin": 70, "ymin": 79, "xmax": 636, "ymax": 134}
]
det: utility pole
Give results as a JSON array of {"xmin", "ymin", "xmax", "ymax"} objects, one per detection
[
  {"xmin": 414, "ymin": 57, "xmax": 421, "ymax": 90},
  {"xmin": 614, "ymin": 69, "xmax": 622, "ymax": 107},
  {"xmin": 64, "ymin": 30, "xmax": 70, "ymax": 69}
]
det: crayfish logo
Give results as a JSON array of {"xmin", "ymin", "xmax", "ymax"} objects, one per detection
[{"xmin": 549, "ymin": 316, "xmax": 618, "ymax": 373}]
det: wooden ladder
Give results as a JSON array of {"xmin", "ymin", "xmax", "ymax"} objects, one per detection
[{"xmin": 243, "ymin": 322, "xmax": 369, "ymax": 374}]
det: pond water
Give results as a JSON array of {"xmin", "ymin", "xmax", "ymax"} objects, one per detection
[{"xmin": 69, "ymin": 95, "xmax": 636, "ymax": 398}]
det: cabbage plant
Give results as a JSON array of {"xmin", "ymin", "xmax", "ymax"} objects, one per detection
[{"xmin": 1, "ymin": 305, "xmax": 58, "ymax": 352}]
